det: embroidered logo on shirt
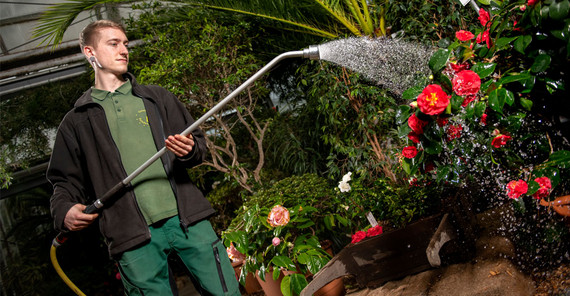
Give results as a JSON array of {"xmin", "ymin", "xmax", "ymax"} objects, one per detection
[{"xmin": 136, "ymin": 110, "xmax": 149, "ymax": 126}]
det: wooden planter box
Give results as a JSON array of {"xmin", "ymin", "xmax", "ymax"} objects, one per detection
[{"xmin": 301, "ymin": 213, "xmax": 458, "ymax": 296}]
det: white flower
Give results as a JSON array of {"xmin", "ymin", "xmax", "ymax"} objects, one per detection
[
  {"xmin": 338, "ymin": 172, "xmax": 352, "ymax": 192},
  {"xmin": 338, "ymin": 181, "xmax": 351, "ymax": 192},
  {"xmin": 341, "ymin": 172, "xmax": 352, "ymax": 183}
]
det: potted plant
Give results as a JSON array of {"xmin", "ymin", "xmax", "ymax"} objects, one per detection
[{"xmin": 222, "ymin": 173, "xmax": 353, "ymax": 296}]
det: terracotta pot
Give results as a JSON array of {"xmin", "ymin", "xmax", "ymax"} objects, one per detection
[
  {"xmin": 255, "ymin": 270, "xmax": 285, "ymax": 296},
  {"xmin": 232, "ymin": 260, "xmax": 262, "ymax": 294},
  {"xmin": 313, "ymin": 277, "xmax": 345, "ymax": 296}
]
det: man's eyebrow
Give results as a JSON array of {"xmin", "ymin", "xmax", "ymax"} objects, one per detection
[{"xmin": 106, "ymin": 38, "xmax": 129, "ymax": 43}]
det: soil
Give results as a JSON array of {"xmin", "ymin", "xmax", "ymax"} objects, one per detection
[{"xmin": 532, "ymin": 263, "xmax": 570, "ymax": 296}]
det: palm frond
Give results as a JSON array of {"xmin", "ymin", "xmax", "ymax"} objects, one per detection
[{"xmin": 33, "ymin": 0, "xmax": 131, "ymax": 47}]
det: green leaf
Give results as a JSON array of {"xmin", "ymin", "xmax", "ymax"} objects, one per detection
[
  {"xmin": 271, "ymin": 256, "xmax": 297, "ymax": 270},
  {"xmin": 495, "ymin": 36, "xmax": 518, "ymax": 50},
  {"xmin": 402, "ymin": 86, "xmax": 424, "ymax": 101},
  {"xmin": 504, "ymin": 89, "xmax": 515, "ymax": 106},
  {"xmin": 488, "ymin": 89, "xmax": 504, "ymax": 114},
  {"xmin": 547, "ymin": 150, "xmax": 570, "ymax": 168},
  {"xmin": 471, "ymin": 63, "xmax": 496, "ymax": 79},
  {"xmin": 451, "ymin": 94, "xmax": 464, "ymax": 112},
  {"xmin": 520, "ymin": 97, "xmax": 533, "ymax": 111},
  {"xmin": 429, "ymin": 49, "xmax": 451, "ymax": 73},
  {"xmin": 549, "ymin": 0, "xmax": 570, "ymax": 21},
  {"xmin": 514, "ymin": 35, "xmax": 532, "ymax": 54},
  {"xmin": 289, "ymin": 273, "xmax": 309, "ymax": 296},
  {"xmin": 527, "ymin": 180, "xmax": 540, "ymax": 196},
  {"xmin": 530, "ymin": 54, "xmax": 552, "ymax": 73},
  {"xmin": 281, "ymin": 275, "xmax": 292, "ymax": 296},
  {"xmin": 424, "ymin": 139, "xmax": 443, "ymax": 155},
  {"xmin": 474, "ymin": 101, "xmax": 487, "ymax": 117},
  {"xmin": 396, "ymin": 105, "xmax": 412, "ymax": 125}
]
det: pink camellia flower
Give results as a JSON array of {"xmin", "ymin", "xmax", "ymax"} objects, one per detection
[
  {"xmin": 533, "ymin": 177, "xmax": 552, "ymax": 199},
  {"xmin": 492, "ymin": 134, "xmax": 512, "ymax": 148},
  {"xmin": 366, "ymin": 225, "xmax": 383, "ymax": 237},
  {"xmin": 478, "ymin": 8, "xmax": 491, "ymax": 27},
  {"xmin": 447, "ymin": 125, "xmax": 463, "ymax": 141},
  {"xmin": 272, "ymin": 237, "xmax": 281, "ymax": 246},
  {"xmin": 417, "ymin": 84, "xmax": 450, "ymax": 115},
  {"xmin": 226, "ymin": 243, "xmax": 246, "ymax": 262},
  {"xmin": 351, "ymin": 230, "xmax": 367, "ymax": 244},
  {"xmin": 452, "ymin": 70, "xmax": 481, "ymax": 96},
  {"xmin": 408, "ymin": 131, "xmax": 420, "ymax": 144},
  {"xmin": 506, "ymin": 179, "xmax": 528, "ymax": 199},
  {"xmin": 267, "ymin": 205, "xmax": 290, "ymax": 227},
  {"xmin": 476, "ymin": 30, "xmax": 491, "ymax": 48},
  {"xmin": 408, "ymin": 113, "xmax": 428, "ymax": 134},
  {"xmin": 456, "ymin": 30, "xmax": 475, "ymax": 41},
  {"xmin": 402, "ymin": 146, "xmax": 418, "ymax": 159}
]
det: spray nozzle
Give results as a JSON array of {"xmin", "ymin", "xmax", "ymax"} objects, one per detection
[{"xmin": 303, "ymin": 45, "xmax": 320, "ymax": 60}]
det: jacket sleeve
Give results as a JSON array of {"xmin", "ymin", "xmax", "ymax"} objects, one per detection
[
  {"xmin": 46, "ymin": 117, "xmax": 89, "ymax": 232},
  {"xmin": 155, "ymin": 86, "xmax": 208, "ymax": 168}
]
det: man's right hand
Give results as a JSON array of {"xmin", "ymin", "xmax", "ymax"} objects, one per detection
[{"xmin": 64, "ymin": 203, "xmax": 99, "ymax": 231}]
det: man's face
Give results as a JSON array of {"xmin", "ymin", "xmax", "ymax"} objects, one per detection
[{"xmin": 89, "ymin": 27, "xmax": 129, "ymax": 74}]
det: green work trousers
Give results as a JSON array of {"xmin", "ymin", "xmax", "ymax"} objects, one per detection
[{"xmin": 116, "ymin": 216, "xmax": 240, "ymax": 296}]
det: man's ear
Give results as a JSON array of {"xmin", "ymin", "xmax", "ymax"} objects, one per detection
[{"xmin": 83, "ymin": 45, "xmax": 95, "ymax": 58}]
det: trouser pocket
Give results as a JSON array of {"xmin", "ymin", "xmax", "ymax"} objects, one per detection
[{"xmin": 212, "ymin": 238, "xmax": 229, "ymax": 293}]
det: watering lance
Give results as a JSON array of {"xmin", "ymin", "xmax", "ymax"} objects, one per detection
[{"xmin": 51, "ymin": 45, "xmax": 320, "ymax": 295}]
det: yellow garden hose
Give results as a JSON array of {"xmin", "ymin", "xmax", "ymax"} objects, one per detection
[{"xmin": 50, "ymin": 245, "xmax": 86, "ymax": 296}]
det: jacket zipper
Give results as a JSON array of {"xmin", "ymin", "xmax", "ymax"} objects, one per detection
[
  {"xmin": 94, "ymin": 103, "xmax": 151, "ymax": 240},
  {"xmin": 212, "ymin": 239, "xmax": 229, "ymax": 293}
]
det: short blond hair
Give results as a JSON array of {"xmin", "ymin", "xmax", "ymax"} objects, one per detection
[{"xmin": 79, "ymin": 20, "xmax": 126, "ymax": 50}]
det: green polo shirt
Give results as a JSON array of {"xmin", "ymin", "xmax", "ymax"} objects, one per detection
[{"xmin": 92, "ymin": 81, "xmax": 178, "ymax": 225}]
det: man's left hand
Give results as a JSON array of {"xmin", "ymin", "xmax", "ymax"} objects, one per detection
[{"xmin": 165, "ymin": 134, "xmax": 195, "ymax": 157}]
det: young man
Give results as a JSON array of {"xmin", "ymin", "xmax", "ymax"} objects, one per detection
[{"xmin": 47, "ymin": 20, "xmax": 240, "ymax": 295}]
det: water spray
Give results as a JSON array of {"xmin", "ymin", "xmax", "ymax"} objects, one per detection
[{"xmin": 51, "ymin": 37, "xmax": 433, "ymax": 295}]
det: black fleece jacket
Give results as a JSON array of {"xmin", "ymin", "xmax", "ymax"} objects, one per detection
[{"xmin": 47, "ymin": 73, "xmax": 215, "ymax": 257}]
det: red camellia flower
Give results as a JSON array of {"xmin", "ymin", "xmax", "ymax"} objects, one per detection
[
  {"xmin": 527, "ymin": 0, "xmax": 537, "ymax": 5},
  {"xmin": 402, "ymin": 146, "xmax": 418, "ymax": 159},
  {"xmin": 453, "ymin": 70, "xmax": 481, "ymax": 96},
  {"xmin": 408, "ymin": 131, "xmax": 420, "ymax": 144},
  {"xmin": 478, "ymin": 8, "xmax": 491, "ymax": 27},
  {"xmin": 462, "ymin": 95, "xmax": 478, "ymax": 107},
  {"xmin": 476, "ymin": 30, "xmax": 491, "ymax": 48},
  {"xmin": 492, "ymin": 134, "xmax": 512, "ymax": 148},
  {"xmin": 351, "ymin": 230, "xmax": 367, "ymax": 244},
  {"xmin": 533, "ymin": 177, "xmax": 552, "ymax": 199},
  {"xmin": 408, "ymin": 113, "xmax": 428, "ymax": 134},
  {"xmin": 437, "ymin": 117, "xmax": 449, "ymax": 127},
  {"xmin": 366, "ymin": 225, "xmax": 383, "ymax": 237},
  {"xmin": 506, "ymin": 179, "xmax": 528, "ymax": 199},
  {"xmin": 481, "ymin": 114, "xmax": 488, "ymax": 126},
  {"xmin": 447, "ymin": 125, "xmax": 463, "ymax": 141},
  {"xmin": 456, "ymin": 30, "xmax": 475, "ymax": 41},
  {"xmin": 417, "ymin": 84, "xmax": 450, "ymax": 115}
]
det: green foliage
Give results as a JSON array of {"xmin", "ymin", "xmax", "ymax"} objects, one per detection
[
  {"xmin": 296, "ymin": 62, "xmax": 400, "ymax": 183},
  {"xmin": 223, "ymin": 174, "xmax": 352, "ymax": 294},
  {"xmin": 0, "ymin": 74, "xmax": 92, "ymax": 184},
  {"xmin": 127, "ymin": 5, "xmax": 274, "ymax": 191}
]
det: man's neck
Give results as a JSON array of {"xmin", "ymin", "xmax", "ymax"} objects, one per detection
[{"xmin": 94, "ymin": 72, "xmax": 127, "ymax": 92}]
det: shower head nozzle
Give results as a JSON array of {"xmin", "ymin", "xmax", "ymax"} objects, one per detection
[{"xmin": 303, "ymin": 45, "xmax": 320, "ymax": 60}]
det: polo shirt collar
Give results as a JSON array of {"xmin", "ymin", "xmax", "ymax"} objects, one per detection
[{"xmin": 91, "ymin": 80, "xmax": 133, "ymax": 101}]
